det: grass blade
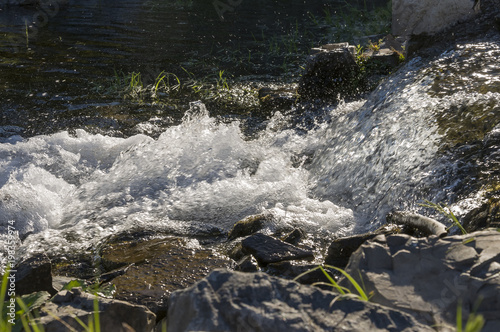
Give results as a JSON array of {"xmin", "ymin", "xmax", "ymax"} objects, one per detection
[{"xmin": 324, "ymin": 265, "xmax": 369, "ymax": 301}]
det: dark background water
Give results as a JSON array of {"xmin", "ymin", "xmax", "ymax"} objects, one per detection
[{"xmin": 0, "ymin": 0, "xmax": 389, "ymax": 137}]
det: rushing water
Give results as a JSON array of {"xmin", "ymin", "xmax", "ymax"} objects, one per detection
[{"xmin": 1, "ymin": 1, "xmax": 500, "ymax": 267}]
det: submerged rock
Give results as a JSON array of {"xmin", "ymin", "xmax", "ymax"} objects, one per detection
[
  {"xmin": 37, "ymin": 287, "xmax": 155, "ymax": 332},
  {"xmin": 343, "ymin": 229, "xmax": 500, "ymax": 330},
  {"xmin": 242, "ymin": 233, "xmax": 314, "ymax": 266},
  {"xmin": 167, "ymin": 269, "xmax": 433, "ymax": 332},
  {"xmin": 281, "ymin": 228, "xmax": 306, "ymax": 246}
]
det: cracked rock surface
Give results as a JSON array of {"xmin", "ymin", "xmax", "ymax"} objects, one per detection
[{"xmin": 343, "ymin": 229, "xmax": 500, "ymax": 331}]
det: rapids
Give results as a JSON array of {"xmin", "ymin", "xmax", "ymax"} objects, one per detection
[{"xmin": 2, "ymin": 41, "xmax": 500, "ymax": 266}]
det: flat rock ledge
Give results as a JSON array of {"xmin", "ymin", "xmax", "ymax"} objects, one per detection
[
  {"xmin": 343, "ymin": 229, "xmax": 500, "ymax": 331},
  {"xmin": 167, "ymin": 269, "xmax": 433, "ymax": 332}
]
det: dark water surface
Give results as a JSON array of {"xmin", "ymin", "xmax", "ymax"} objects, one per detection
[{"xmin": 0, "ymin": 0, "xmax": 351, "ymax": 137}]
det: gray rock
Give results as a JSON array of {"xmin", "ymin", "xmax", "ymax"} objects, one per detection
[
  {"xmin": 167, "ymin": 269, "xmax": 434, "ymax": 332},
  {"xmin": 392, "ymin": 0, "xmax": 476, "ymax": 36},
  {"xmin": 242, "ymin": 233, "xmax": 314, "ymax": 265},
  {"xmin": 15, "ymin": 253, "xmax": 56, "ymax": 296},
  {"xmin": 37, "ymin": 287, "xmax": 155, "ymax": 332},
  {"xmin": 365, "ymin": 48, "xmax": 401, "ymax": 70},
  {"xmin": 343, "ymin": 230, "xmax": 500, "ymax": 331}
]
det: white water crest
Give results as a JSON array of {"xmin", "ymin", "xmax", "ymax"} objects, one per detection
[
  {"xmin": 2, "ymin": 43, "xmax": 500, "ymax": 264},
  {"xmin": 0, "ymin": 101, "xmax": 355, "ymax": 261}
]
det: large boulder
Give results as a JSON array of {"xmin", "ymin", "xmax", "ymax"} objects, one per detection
[
  {"xmin": 392, "ymin": 0, "xmax": 476, "ymax": 36},
  {"xmin": 343, "ymin": 229, "xmax": 500, "ymax": 331},
  {"xmin": 167, "ymin": 269, "xmax": 434, "ymax": 332}
]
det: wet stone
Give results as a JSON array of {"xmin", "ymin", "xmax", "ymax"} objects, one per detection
[
  {"xmin": 227, "ymin": 214, "xmax": 269, "ymax": 240},
  {"xmin": 462, "ymin": 198, "xmax": 500, "ymax": 232},
  {"xmin": 235, "ymin": 255, "xmax": 259, "ymax": 272},
  {"xmin": 241, "ymin": 233, "xmax": 314, "ymax": 266},
  {"xmin": 298, "ymin": 45, "xmax": 362, "ymax": 101},
  {"xmin": 281, "ymin": 228, "xmax": 306, "ymax": 246},
  {"xmin": 100, "ymin": 237, "xmax": 234, "ymax": 318},
  {"xmin": 15, "ymin": 253, "xmax": 56, "ymax": 296}
]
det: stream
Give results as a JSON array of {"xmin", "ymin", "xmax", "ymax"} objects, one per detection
[{"xmin": 1, "ymin": 0, "xmax": 500, "ymax": 270}]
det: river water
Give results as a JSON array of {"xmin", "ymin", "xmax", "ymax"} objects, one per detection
[{"xmin": 1, "ymin": 1, "xmax": 499, "ymax": 266}]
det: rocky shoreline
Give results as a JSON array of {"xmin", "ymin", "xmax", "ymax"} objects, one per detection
[{"xmin": 5, "ymin": 0, "xmax": 500, "ymax": 331}]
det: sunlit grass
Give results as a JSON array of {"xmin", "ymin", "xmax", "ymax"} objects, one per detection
[{"xmin": 294, "ymin": 265, "xmax": 373, "ymax": 302}]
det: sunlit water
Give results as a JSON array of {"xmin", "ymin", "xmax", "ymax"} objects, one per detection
[{"xmin": 1, "ymin": 41, "xmax": 499, "ymax": 266}]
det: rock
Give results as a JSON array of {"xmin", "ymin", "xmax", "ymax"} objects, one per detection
[
  {"xmin": 387, "ymin": 211, "xmax": 448, "ymax": 237},
  {"xmin": 100, "ymin": 237, "xmax": 233, "ymax": 317},
  {"xmin": 226, "ymin": 241, "xmax": 245, "ymax": 261},
  {"xmin": 383, "ymin": 34, "xmax": 405, "ymax": 54},
  {"xmin": 325, "ymin": 224, "xmax": 402, "ymax": 268},
  {"xmin": 462, "ymin": 198, "xmax": 500, "ymax": 232},
  {"xmin": 298, "ymin": 44, "xmax": 362, "ymax": 101},
  {"xmin": 52, "ymin": 276, "xmax": 74, "ymax": 293},
  {"xmin": 241, "ymin": 233, "xmax": 314, "ymax": 266},
  {"xmin": 51, "ymin": 254, "xmax": 96, "ymax": 280},
  {"xmin": 342, "ymin": 230, "xmax": 500, "ymax": 330},
  {"xmin": 227, "ymin": 214, "xmax": 270, "ymax": 240},
  {"xmin": 167, "ymin": 269, "xmax": 433, "ymax": 332},
  {"xmin": 235, "ymin": 255, "xmax": 259, "ymax": 272},
  {"xmin": 325, "ymin": 233, "xmax": 380, "ymax": 268},
  {"xmin": 281, "ymin": 228, "xmax": 306, "ymax": 246},
  {"xmin": 15, "ymin": 253, "xmax": 56, "ymax": 296},
  {"xmin": 37, "ymin": 287, "xmax": 155, "ymax": 332},
  {"xmin": 365, "ymin": 48, "xmax": 401, "ymax": 70},
  {"xmin": 405, "ymin": 33, "xmax": 435, "ymax": 59},
  {"xmin": 392, "ymin": 0, "xmax": 476, "ymax": 36},
  {"xmin": 265, "ymin": 262, "xmax": 336, "ymax": 286}
]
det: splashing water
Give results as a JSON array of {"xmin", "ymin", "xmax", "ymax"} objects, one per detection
[{"xmin": 1, "ymin": 42, "xmax": 500, "ymax": 264}]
